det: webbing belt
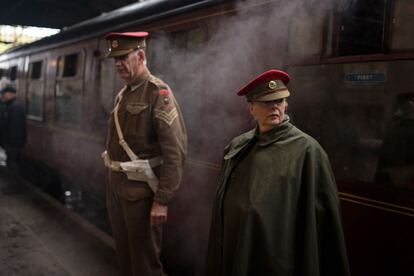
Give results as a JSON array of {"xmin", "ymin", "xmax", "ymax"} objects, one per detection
[{"xmin": 106, "ymin": 156, "xmax": 163, "ymax": 172}]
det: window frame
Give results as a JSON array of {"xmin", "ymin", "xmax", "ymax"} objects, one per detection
[
  {"xmin": 9, "ymin": 65, "xmax": 18, "ymax": 82},
  {"xmin": 286, "ymin": 0, "xmax": 414, "ymax": 66},
  {"xmin": 54, "ymin": 50, "xmax": 85, "ymax": 128},
  {"xmin": 26, "ymin": 59, "xmax": 46, "ymax": 121}
]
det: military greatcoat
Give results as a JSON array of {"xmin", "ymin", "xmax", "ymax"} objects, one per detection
[{"xmin": 206, "ymin": 117, "xmax": 350, "ymax": 276}]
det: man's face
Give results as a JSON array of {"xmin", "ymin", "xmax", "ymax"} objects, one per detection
[
  {"xmin": 249, "ymin": 98, "xmax": 288, "ymax": 132},
  {"xmin": 1, "ymin": 92, "xmax": 13, "ymax": 102},
  {"xmin": 113, "ymin": 50, "xmax": 143, "ymax": 84}
]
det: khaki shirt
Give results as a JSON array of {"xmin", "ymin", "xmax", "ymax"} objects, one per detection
[{"xmin": 106, "ymin": 69, "xmax": 187, "ymax": 205}]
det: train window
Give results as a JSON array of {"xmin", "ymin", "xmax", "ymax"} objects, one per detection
[
  {"xmin": 57, "ymin": 53, "xmax": 80, "ymax": 78},
  {"xmin": 98, "ymin": 59, "xmax": 116, "ymax": 115},
  {"xmin": 147, "ymin": 31, "xmax": 184, "ymax": 76},
  {"xmin": 96, "ymin": 57, "xmax": 122, "ymax": 126},
  {"xmin": 149, "ymin": 27, "xmax": 208, "ymax": 78},
  {"xmin": 9, "ymin": 66, "xmax": 17, "ymax": 81},
  {"xmin": 171, "ymin": 31, "xmax": 187, "ymax": 50},
  {"xmin": 55, "ymin": 51, "xmax": 84, "ymax": 126},
  {"xmin": 169, "ymin": 27, "xmax": 208, "ymax": 50},
  {"xmin": 187, "ymin": 28, "xmax": 208, "ymax": 48},
  {"xmin": 63, "ymin": 53, "xmax": 78, "ymax": 77},
  {"xmin": 26, "ymin": 60, "xmax": 44, "ymax": 120},
  {"xmin": 30, "ymin": 61, "xmax": 42, "ymax": 80},
  {"xmin": 89, "ymin": 55, "xmax": 124, "ymax": 135},
  {"xmin": 287, "ymin": 6, "xmax": 324, "ymax": 57},
  {"xmin": 288, "ymin": 62, "xmax": 414, "ymax": 190},
  {"xmin": 334, "ymin": 0, "xmax": 386, "ymax": 56},
  {"xmin": 390, "ymin": 0, "xmax": 414, "ymax": 50},
  {"xmin": 55, "ymin": 80, "xmax": 82, "ymax": 125}
]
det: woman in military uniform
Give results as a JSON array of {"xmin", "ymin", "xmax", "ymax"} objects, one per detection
[{"xmin": 206, "ymin": 70, "xmax": 350, "ymax": 276}]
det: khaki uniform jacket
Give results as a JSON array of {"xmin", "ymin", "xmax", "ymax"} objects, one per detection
[{"xmin": 106, "ymin": 69, "xmax": 187, "ymax": 205}]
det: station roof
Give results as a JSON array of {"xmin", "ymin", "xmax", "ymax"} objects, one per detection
[
  {"xmin": 0, "ymin": 0, "xmax": 139, "ymax": 29},
  {"xmin": 0, "ymin": 0, "xmax": 225, "ymax": 59}
]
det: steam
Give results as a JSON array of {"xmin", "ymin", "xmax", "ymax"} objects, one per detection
[
  {"xmin": 145, "ymin": 0, "xmax": 352, "ymax": 275},
  {"xmin": 150, "ymin": 1, "xmax": 299, "ymax": 159}
]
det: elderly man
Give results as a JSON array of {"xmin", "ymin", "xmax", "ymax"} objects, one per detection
[
  {"xmin": 206, "ymin": 70, "xmax": 350, "ymax": 276},
  {"xmin": 102, "ymin": 32, "xmax": 187, "ymax": 276},
  {"xmin": 0, "ymin": 85, "xmax": 26, "ymax": 195}
]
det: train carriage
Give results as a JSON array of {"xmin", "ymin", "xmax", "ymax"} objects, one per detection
[{"xmin": 0, "ymin": 0, "xmax": 413, "ymax": 275}]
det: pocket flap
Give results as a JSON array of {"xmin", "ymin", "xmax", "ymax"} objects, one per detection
[{"xmin": 126, "ymin": 103, "xmax": 148, "ymax": 114}]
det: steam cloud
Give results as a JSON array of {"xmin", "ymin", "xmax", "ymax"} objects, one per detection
[{"xmin": 145, "ymin": 0, "xmax": 352, "ymax": 275}]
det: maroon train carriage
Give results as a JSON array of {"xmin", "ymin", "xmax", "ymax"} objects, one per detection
[{"xmin": 0, "ymin": 0, "xmax": 413, "ymax": 275}]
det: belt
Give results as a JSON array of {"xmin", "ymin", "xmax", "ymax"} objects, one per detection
[{"xmin": 107, "ymin": 156, "xmax": 163, "ymax": 172}]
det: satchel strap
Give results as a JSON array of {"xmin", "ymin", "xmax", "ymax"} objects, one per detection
[{"xmin": 113, "ymin": 81, "xmax": 149, "ymax": 161}]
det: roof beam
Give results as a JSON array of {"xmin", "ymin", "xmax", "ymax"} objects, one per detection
[{"xmin": 0, "ymin": 0, "xmax": 138, "ymax": 28}]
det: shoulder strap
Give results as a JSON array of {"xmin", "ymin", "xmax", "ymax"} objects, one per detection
[
  {"xmin": 113, "ymin": 81, "xmax": 149, "ymax": 161},
  {"xmin": 114, "ymin": 85, "xmax": 127, "ymax": 107}
]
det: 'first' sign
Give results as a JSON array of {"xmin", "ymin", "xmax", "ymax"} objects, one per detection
[{"xmin": 345, "ymin": 72, "xmax": 386, "ymax": 83}]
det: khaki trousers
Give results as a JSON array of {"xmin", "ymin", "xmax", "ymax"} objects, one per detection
[{"xmin": 107, "ymin": 185, "xmax": 166, "ymax": 276}]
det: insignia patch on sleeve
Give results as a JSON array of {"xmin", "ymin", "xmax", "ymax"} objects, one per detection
[
  {"xmin": 155, "ymin": 107, "xmax": 178, "ymax": 126},
  {"xmin": 159, "ymin": 89, "xmax": 170, "ymax": 96}
]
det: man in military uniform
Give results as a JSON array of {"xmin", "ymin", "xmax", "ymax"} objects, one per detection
[
  {"xmin": 103, "ymin": 32, "xmax": 187, "ymax": 276},
  {"xmin": 206, "ymin": 70, "xmax": 350, "ymax": 276}
]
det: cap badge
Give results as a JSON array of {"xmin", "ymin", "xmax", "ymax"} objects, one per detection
[
  {"xmin": 111, "ymin": 40, "xmax": 119, "ymax": 48},
  {"xmin": 268, "ymin": 80, "xmax": 278, "ymax": 90}
]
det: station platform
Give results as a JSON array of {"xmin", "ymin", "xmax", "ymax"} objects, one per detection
[{"xmin": 0, "ymin": 176, "xmax": 119, "ymax": 276}]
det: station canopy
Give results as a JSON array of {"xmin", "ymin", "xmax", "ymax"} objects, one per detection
[{"xmin": 0, "ymin": 0, "xmax": 142, "ymax": 51}]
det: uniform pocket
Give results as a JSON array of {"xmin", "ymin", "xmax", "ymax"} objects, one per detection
[
  {"xmin": 126, "ymin": 103, "xmax": 148, "ymax": 115},
  {"xmin": 124, "ymin": 185, "xmax": 153, "ymax": 201},
  {"xmin": 122, "ymin": 102, "xmax": 150, "ymax": 140}
]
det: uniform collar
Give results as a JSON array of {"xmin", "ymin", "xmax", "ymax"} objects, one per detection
[
  {"xmin": 223, "ymin": 115, "xmax": 292, "ymax": 160},
  {"xmin": 223, "ymin": 128, "xmax": 256, "ymax": 160},
  {"xmin": 128, "ymin": 69, "xmax": 150, "ymax": 92},
  {"xmin": 256, "ymin": 115, "xmax": 292, "ymax": 146}
]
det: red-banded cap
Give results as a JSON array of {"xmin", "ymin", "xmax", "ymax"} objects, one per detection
[
  {"xmin": 104, "ymin": 32, "xmax": 148, "ymax": 39},
  {"xmin": 104, "ymin": 31, "xmax": 149, "ymax": 57},
  {"xmin": 237, "ymin": 70, "xmax": 291, "ymax": 102}
]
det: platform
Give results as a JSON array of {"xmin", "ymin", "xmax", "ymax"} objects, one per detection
[{"xmin": 0, "ymin": 176, "xmax": 119, "ymax": 276}]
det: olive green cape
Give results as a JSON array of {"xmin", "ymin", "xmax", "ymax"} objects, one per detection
[{"xmin": 206, "ymin": 118, "xmax": 350, "ymax": 276}]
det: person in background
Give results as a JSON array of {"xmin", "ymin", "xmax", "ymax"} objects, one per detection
[
  {"xmin": 375, "ymin": 92, "xmax": 414, "ymax": 188},
  {"xmin": 206, "ymin": 69, "xmax": 350, "ymax": 276},
  {"xmin": 102, "ymin": 31, "xmax": 187, "ymax": 276},
  {"xmin": 0, "ymin": 85, "xmax": 27, "ymax": 194}
]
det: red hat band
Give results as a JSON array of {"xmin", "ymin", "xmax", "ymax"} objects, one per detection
[
  {"xmin": 104, "ymin": 31, "xmax": 149, "ymax": 57},
  {"xmin": 237, "ymin": 69, "xmax": 291, "ymax": 102}
]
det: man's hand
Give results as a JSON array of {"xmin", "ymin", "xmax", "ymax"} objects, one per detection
[{"xmin": 150, "ymin": 201, "xmax": 168, "ymax": 227}]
